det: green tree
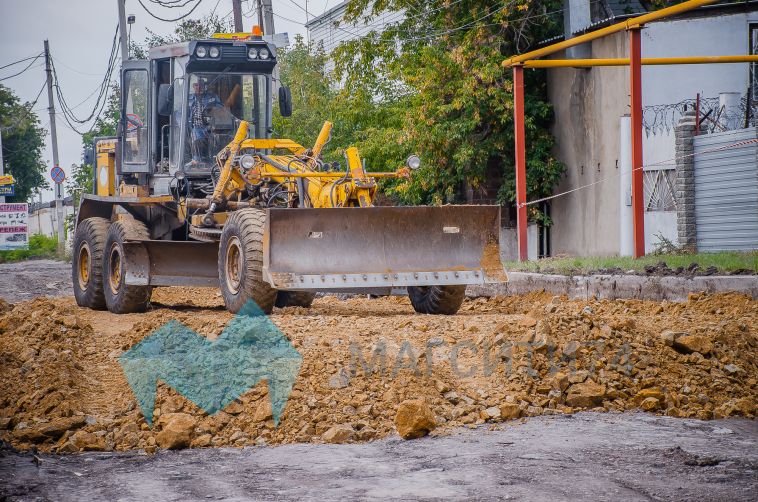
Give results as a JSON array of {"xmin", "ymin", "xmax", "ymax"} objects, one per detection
[
  {"xmin": 274, "ymin": 36, "xmax": 410, "ymax": 183},
  {"xmin": 330, "ymin": 0, "xmax": 565, "ymax": 221},
  {"xmin": 0, "ymin": 84, "xmax": 49, "ymax": 202}
]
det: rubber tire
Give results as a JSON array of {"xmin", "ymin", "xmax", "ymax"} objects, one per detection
[
  {"xmin": 218, "ymin": 209, "xmax": 277, "ymax": 314},
  {"xmin": 72, "ymin": 217, "xmax": 110, "ymax": 310},
  {"xmin": 275, "ymin": 291, "xmax": 316, "ymax": 308},
  {"xmin": 103, "ymin": 218, "xmax": 152, "ymax": 314},
  {"xmin": 407, "ymin": 285, "xmax": 466, "ymax": 315}
]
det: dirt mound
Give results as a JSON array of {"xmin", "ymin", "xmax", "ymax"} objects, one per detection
[{"xmin": 1, "ymin": 289, "xmax": 756, "ymax": 453}]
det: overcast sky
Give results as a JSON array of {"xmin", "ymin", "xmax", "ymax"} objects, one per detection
[{"xmin": 0, "ymin": 0, "xmax": 333, "ymax": 202}]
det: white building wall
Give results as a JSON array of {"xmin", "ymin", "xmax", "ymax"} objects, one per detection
[{"xmin": 28, "ymin": 206, "xmax": 74, "ymax": 237}]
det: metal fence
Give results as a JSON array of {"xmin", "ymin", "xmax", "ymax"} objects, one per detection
[{"xmin": 693, "ymin": 127, "xmax": 758, "ymax": 252}]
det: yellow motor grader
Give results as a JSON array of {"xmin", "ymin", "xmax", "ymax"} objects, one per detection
[{"xmin": 73, "ymin": 30, "xmax": 505, "ymax": 315}]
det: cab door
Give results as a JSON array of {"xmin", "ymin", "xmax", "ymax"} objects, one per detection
[{"xmin": 120, "ymin": 61, "xmax": 151, "ymax": 174}]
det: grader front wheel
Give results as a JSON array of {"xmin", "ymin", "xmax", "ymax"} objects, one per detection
[
  {"xmin": 103, "ymin": 219, "xmax": 152, "ymax": 314},
  {"xmin": 407, "ymin": 285, "xmax": 466, "ymax": 315},
  {"xmin": 218, "ymin": 209, "xmax": 278, "ymax": 314}
]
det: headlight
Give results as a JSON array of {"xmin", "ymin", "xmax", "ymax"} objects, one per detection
[
  {"xmin": 240, "ymin": 154, "xmax": 256, "ymax": 169},
  {"xmin": 259, "ymin": 48, "xmax": 270, "ymax": 60},
  {"xmin": 195, "ymin": 46, "xmax": 207, "ymax": 58},
  {"xmin": 406, "ymin": 155, "xmax": 421, "ymax": 170},
  {"xmin": 247, "ymin": 47, "xmax": 258, "ymax": 59},
  {"xmin": 209, "ymin": 46, "xmax": 220, "ymax": 58}
]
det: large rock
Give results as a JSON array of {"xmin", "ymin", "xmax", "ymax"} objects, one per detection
[
  {"xmin": 69, "ymin": 430, "xmax": 108, "ymax": 451},
  {"xmin": 155, "ymin": 413, "xmax": 196, "ymax": 449},
  {"xmin": 38, "ymin": 416, "xmax": 87, "ymax": 439},
  {"xmin": 322, "ymin": 425, "xmax": 354, "ymax": 444},
  {"xmin": 565, "ymin": 380, "xmax": 606, "ymax": 408},
  {"xmin": 395, "ymin": 399, "xmax": 436, "ymax": 439},
  {"xmin": 633, "ymin": 388, "xmax": 664, "ymax": 405},
  {"xmin": 673, "ymin": 335, "xmax": 713, "ymax": 355},
  {"xmin": 254, "ymin": 400, "xmax": 273, "ymax": 422},
  {"xmin": 499, "ymin": 403, "xmax": 521, "ymax": 420}
]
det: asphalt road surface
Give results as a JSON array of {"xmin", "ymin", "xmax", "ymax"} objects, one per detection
[{"xmin": 2, "ymin": 412, "xmax": 756, "ymax": 501}]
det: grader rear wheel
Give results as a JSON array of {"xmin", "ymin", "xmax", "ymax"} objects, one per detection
[
  {"xmin": 72, "ymin": 217, "xmax": 111, "ymax": 309},
  {"xmin": 103, "ymin": 218, "xmax": 152, "ymax": 314},
  {"xmin": 407, "ymin": 285, "xmax": 466, "ymax": 315},
  {"xmin": 218, "ymin": 209, "xmax": 278, "ymax": 314}
]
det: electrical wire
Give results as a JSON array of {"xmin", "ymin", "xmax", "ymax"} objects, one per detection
[
  {"xmin": 49, "ymin": 25, "xmax": 120, "ymax": 135},
  {"xmin": 0, "ymin": 54, "xmax": 43, "ymax": 71},
  {"xmin": 0, "ymin": 80, "xmax": 47, "ymax": 132},
  {"xmin": 136, "ymin": 0, "xmax": 204, "ymax": 22},
  {"xmin": 0, "ymin": 54, "xmax": 43, "ymax": 82},
  {"xmin": 519, "ymin": 138, "xmax": 758, "ymax": 208}
]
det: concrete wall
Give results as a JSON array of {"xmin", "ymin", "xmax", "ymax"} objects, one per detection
[
  {"xmin": 28, "ymin": 206, "xmax": 74, "ymax": 237},
  {"xmin": 547, "ymin": 31, "xmax": 628, "ymax": 257},
  {"xmin": 547, "ymin": 10, "xmax": 757, "ymax": 257},
  {"xmin": 500, "ymin": 225, "xmax": 539, "ymax": 262}
]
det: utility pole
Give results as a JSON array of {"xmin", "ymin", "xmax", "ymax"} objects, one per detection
[
  {"xmin": 44, "ymin": 40, "xmax": 65, "ymax": 253},
  {"xmin": 0, "ymin": 130, "xmax": 4, "ymax": 204},
  {"xmin": 261, "ymin": 0, "xmax": 275, "ymax": 36},
  {"xmin": 232, "ymin": 0, "xmax": 244, "ymax": 32},
  {"xmin": 117, "ymin": 0, "xmax": 129, "ymax": 61},
  {"xmin": 255, "ymin": 0, "xmax": 264, "ymax": 30}
]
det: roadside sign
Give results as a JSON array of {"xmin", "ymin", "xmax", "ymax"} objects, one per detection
[
  {"xmin": 0, "ymin": 203, "xmax": 28, "ymax": 250},
  {"xmin": 51, "ymin": 166, "xmax": 66, "ymax": 184},
  {"xmin": 0, "ymin": 174, "xmax": 14, "ymax": 196}
]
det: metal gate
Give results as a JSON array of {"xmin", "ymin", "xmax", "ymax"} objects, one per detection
[{"xmin": 693, "ymin": 128, "xmax": 758, "ymax": 251}]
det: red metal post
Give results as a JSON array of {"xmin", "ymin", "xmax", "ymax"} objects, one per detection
[
  {"xmin": 629, "ymin": 28, "xmax": 645, "ymax": 258},
  {"xmin": 513, "ymin": 64, "xmax": 528, "ymax": 261}
]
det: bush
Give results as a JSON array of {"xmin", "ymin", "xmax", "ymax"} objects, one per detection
[{"xmin": 0, "ymin": 234, "xmax": 59, "ymax": 263}]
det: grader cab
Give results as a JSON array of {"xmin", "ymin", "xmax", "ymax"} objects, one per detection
[{"xmin": 74, "ymin": 29, "xmax": 506, "ymax": 316}]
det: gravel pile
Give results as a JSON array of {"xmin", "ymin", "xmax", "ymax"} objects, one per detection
[{"xmin": 1, "ymin": 289, "xmax": 755, "ymax": 453}]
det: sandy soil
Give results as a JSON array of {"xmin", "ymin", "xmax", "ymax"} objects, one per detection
[{"xmin": 0, "ymin": 283, "xmax": 755, "ymax": 454}]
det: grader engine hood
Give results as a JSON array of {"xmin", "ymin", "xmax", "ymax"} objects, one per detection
[{"xmin": 263, "ymin": 205, "xmax": 506, "ymax": 291}]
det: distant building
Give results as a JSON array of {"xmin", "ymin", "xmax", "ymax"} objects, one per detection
[{"xmin": 305, "ymin": 1, "xmax": 404, "ymax": 73}]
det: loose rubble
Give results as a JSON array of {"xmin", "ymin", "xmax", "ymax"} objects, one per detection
[{"xmin": 0, "ymin": 289, "xmax": 756, "ymax": 453}]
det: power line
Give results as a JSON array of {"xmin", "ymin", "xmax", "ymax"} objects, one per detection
[
  {"xmin": 136, "ymin": 0, "xmax": 205, "ymax": 22},
  {"xmin": 0, "ymin": 54, "xmax": 43, "ymax": 71},
  {"xmin": 0, "ymin": 80, "xmax": 48, "ymax": 132},
  {"xmin": 49, "ymin": 25, "xmax": 120, "ymax": 135},
  {"xmin": 0, "ymin": 54, "xmax": 43, "ymax": 82}
]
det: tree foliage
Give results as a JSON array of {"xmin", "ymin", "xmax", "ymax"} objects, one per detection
[
  {"xmin": 283, "ymin": 0, "xmax": 567, "ymax": 221},
  {"xmin": 0, "ymin": 84, "xmax": 49, "ymax": 202}
]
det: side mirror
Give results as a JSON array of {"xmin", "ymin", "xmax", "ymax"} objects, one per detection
[
  {"xmin": 158, "ymin": 83, "xmax": 173, "ymax": 116},
  {"xmin": 278, "ymin": 86, "xmax": 292, "ymax": 117},
  {"xmin": 83, "ymin": 145, "xmax": 94, "ymax": 166}
]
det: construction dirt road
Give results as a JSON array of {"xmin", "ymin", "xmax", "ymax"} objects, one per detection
[{"xmin": 1, "ymin": 259, "xmax": 757, "ymax": 500}]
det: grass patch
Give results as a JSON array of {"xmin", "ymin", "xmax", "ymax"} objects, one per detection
[
  {"xmin": 504, "ymin": 251, "xmax": 758, "ymax": 275},
  {"xmin": 0, "ymin": 234, "xmax": 61, "ymax": 263}
]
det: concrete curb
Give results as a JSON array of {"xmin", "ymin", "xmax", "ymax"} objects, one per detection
[{"xmin": 468, "ymin": 272, "xmax": 758, "ymax": 302}]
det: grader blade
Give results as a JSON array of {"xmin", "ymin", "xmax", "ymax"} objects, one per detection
[{"xmin": 264, "ymin": 206, "xmax": 506, "ymax": 291}]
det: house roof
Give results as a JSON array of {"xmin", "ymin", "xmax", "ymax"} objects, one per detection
[
  {"xmin": 305, "ymin": 1, "xmax": 351, "ymax": 29},
  {"xmin": 540, "ymin": 0, "xmax": 758, "ymax": 47}
]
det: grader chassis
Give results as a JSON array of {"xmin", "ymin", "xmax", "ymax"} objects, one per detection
[{"xmin": 72, "ymin": 30, "xmax": 505, "ymax": 315}]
